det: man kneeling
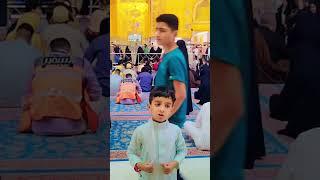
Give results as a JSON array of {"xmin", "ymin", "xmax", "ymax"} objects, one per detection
[
  {"xmin": 19, "ymin": 38, "xmax": 102, "ymax": 135},
  {"xmin": 116, "ymin": 73, "xmax": 142, "ymax": 105}
]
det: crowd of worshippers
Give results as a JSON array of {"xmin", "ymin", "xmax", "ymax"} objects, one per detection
[
  {"xmin": 111, "ymin": 43, "xmax": 163, "ymax": 66},
  {"xmin": 0, "ymin": 0, "xmax": 110, "ymax": 136},
  {"xmin": 110, "ymin": 62, "xmax": 153, "ymax": 105},
  {"xmin": 110, "ymin": 42, "xmax": 210, "ymax": 69},
  {"xmin": 253, "ymin": 0, "xmax": 320, "ymax": 83},
  {"xmin": 254, "ymin": 0, "xmax": 320, "ymax": 139},
  {"xmin": 110, "ymin": 41, "xmax": 210, "ymax": 106}
]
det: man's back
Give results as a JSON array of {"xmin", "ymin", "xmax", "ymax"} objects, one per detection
[
  {"xmin": 30, "ymin": 52, "xmax": 101, "ymax": 135},
  {"xmin": 85, "ymin": 34, "xmax": 110, "ymax": 97},
  {"xmin": 0, "ymin": 40, "xmax": 41, "ymax": 107},
  {"xmin": 85, "ymin": 34, "xmax": 110, "ymax": 76},
  {"xmin": 138, "ymin": 72, "xmax": 153, "ymax": 92}
]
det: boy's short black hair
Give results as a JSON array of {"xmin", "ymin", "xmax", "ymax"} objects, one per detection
[
  {"xmin": 149, "ymin": 87, "xmax": 176, "ymax": 104},
  {"xmin": 115, "ymin": 69, "xmax": 121, "ymax": 74},
  {"xmin": 156, "ymin": 14, "xmax": 179, "ymax": 31}
]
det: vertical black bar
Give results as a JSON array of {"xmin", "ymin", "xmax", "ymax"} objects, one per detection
[
  {"xmin": 0, "ymin": 0, "xmax": 7, "ymax": 27},
  {"xmin": 244, "ymin": 0, "xmax": 266, "ymax": 169}
]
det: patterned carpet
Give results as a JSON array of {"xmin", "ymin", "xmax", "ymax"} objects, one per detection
[
  {"xmin": 0, "ymin": 119, "xmax": 108, "ymax": 176},
  {"xmin": 0, "ymin": 120, "xmax": 107, "ymax": 160}
]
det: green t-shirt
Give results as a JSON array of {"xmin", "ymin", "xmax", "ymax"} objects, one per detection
[
  {"xmin": 154, "ymin": 48, "xmax": 188, "ymax": 128},
  {"xmin": 212, "ymin": 0, "xmax": 250, "ymax": 179}
]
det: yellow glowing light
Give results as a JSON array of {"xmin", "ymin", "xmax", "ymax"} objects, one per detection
[{"xmin": 111, "ymin": 0, "xmax": 210, "ymax": 44}]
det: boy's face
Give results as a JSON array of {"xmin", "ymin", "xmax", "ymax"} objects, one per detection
[
  {"xmin": 149, "ymin": 97, "xmax": 173, "ymax": 122},
  {"xmin": 155, "ymin": 22, "xmax": 177, "ymax": 46}
]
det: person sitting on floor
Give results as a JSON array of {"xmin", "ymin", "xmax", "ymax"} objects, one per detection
[
  {"xmin": 184, "ymin": 102, "xmax": 210, "ymax": 150},
  {"xmin": 116, "ymin": 73, "xmax": 142, "ymax": 104},
  {"xmin": 137, "ymin": 67, "xmax": 153, "ymax": 92},
  {"xmin": 137, "ymin": 58, "xmax": 146, "ymax": 73},
  {"xmin": 110, "ymin": 69, "xmax": 123, "ymax": 96},
  {"xmin": 112, "ymin": 63, "xmax": 125, "ymax": 78},
  {"xmin": 153, "ymin": 57, "xmax": 160, "ymax": 71},
  {"xmin": 122, "ymin": 62, "xmax": 137, "ymax": 79},
  {"xmin": 143, "ymin": 60, "xmax": 153, "ymax": 74},
  {"xmin": 18, "ymin": 38, "xmax": 102, "ymax": 135},
  {"xmin": 189, "ymin": 67, "xmax": 200, "ymax": 88}
]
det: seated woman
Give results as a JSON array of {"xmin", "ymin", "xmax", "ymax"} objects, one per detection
[
  {"xmin": 116, "ymin": 73, "xmax": 142, "ymax": 105},
  {"xmin": 189, "ymin": 67, "xmax": 200, "ymax": 88},
  {"xmin": 184, "ymin": 102, "xmax": 210, "ymax": 150},
  {"xmin": 153, "ymin": 57, "xmax": 160, "ymax": 71}
]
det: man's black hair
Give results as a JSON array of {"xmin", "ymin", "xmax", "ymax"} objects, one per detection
[
  {"xmin": 149, "ymin": 87, "xmax": 176, "ymax": 104},
  {"xmin": 141, "ymin": 67, "xmax": 147, "ymax": 73},
  {"xmin": 126, "ymin": 73, "xmax": 132, "ymax": 78},
  {"xmin": 156, "ymin": 14, "xmax": 179, "ymax": 31},
  {"xmin": 50, "ymin": 38, "xmax": 71, "ymax": 52},
  {"xmin": 16, "ymin": 23, "xmax": 34, "ymax": 36}
]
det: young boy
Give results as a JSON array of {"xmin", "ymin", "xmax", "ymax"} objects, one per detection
[{"xmin": 127, "ymin": 87, "xmax": 187, "ymax": 180}]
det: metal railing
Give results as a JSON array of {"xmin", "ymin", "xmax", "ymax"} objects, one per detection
[{"xmin": 110, "ymin": 52, "xmax": 210, "ymax": 66}]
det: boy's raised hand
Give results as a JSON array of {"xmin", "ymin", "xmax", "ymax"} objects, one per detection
[
  {"xmin": 161, "ymin": 161, "xmax": 178, "ymax": 174},
  {"xmin": 138, "ymin": 162, "xmax": 153, "ymax": 173}
]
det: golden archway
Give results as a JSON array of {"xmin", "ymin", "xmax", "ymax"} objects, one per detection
[{"xmin": 110, "ymin": 0, "xmax": 210, "ymax": 44}]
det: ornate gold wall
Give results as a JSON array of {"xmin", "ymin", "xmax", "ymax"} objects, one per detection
[{"xmin": 111, "ymin": 0, "xmax": 210, "ymax": 44}]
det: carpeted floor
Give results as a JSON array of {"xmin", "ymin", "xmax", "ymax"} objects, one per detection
[
  {"xmin": 0, "ymin": 119, "xmax": 108, "ymax": 177},
  {"xmin": 245, "ymin": 84, "xmax": 292, "ymax": 180}
]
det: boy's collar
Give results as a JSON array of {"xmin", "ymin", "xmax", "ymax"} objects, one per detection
[
  {"xmin": 151, "ymin": 119, "xmax": 169, "ymax": 128},
  {"xmin": 152, "ymin": 119, "xmax": 167, "ymax": 123}
]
